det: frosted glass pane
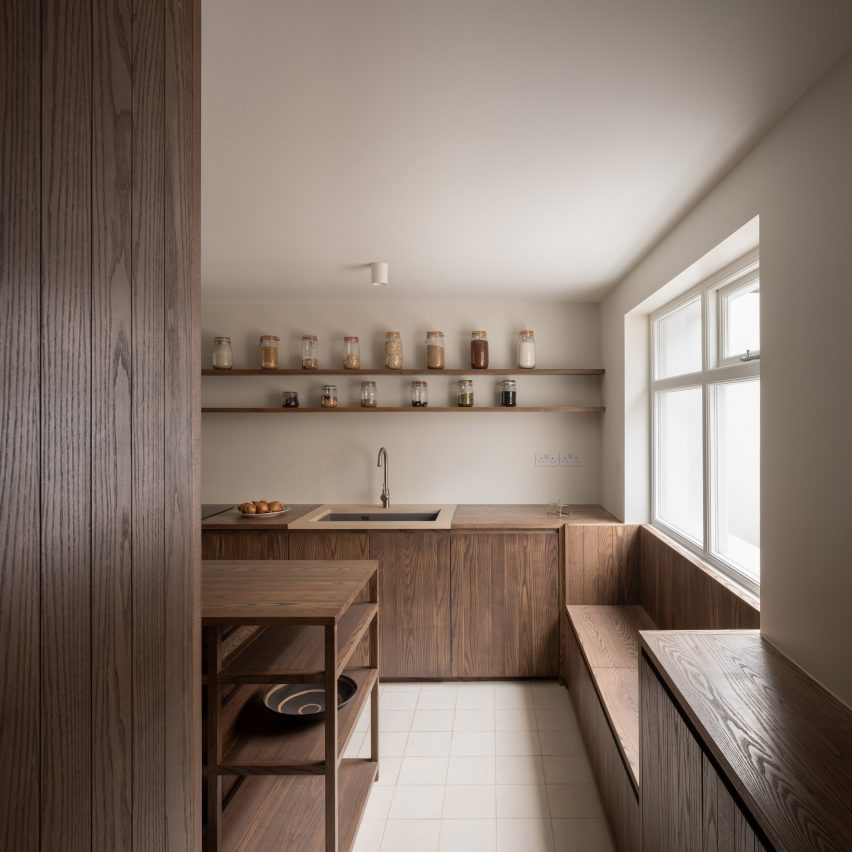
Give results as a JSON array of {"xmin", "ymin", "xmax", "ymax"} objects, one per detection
[
  {"xmin": 712, "ymin": 380, "xmax": 760, "ymax": 582},
  {"xmin": 656, "ymin": 297, "xmax": 702, "ymax": 379},
  {"xmin": 724, "ymin": 282, "xmax": 760, "ymax": 358},
  {"xmin": 656, "ymin": 387, "xmax": 703, "ymax": 544}
]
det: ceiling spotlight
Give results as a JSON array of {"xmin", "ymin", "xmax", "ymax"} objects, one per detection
[{"xmin": 370, "ymin": 262, "xmax": 389, "ymax": 286}]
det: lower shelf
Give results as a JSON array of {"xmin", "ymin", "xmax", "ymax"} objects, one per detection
[{"xmin": 221, "ymin": 759, "xmax": 377, "ymax": 852}]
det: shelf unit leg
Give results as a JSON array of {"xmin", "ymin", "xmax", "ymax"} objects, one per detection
[
  {"xmin": 369, "ymin": 571, "xmax": 380, "ymax": 777},
  {"xmin": 205, "ymin": 627, "xmax": 223, "ymax": 851},
  {"xmin": 325, "ymin": 623, "xmax": 338, "ymax": 852}
]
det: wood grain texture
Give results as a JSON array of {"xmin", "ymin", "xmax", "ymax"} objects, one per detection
[
  {"xmin": 202, "ymin": 367, "xmax": 605, "ymax": 376},
  {"xmin": 642, "ymin": 631, "xmax": 852, "ymax": 852},
  {"xmin": 0, "ymin": 0, "xmax": 41, "ymax": 846},
  {"xmin": 200, "ymin": 505, "xmax": 320, "ymax": 530},
  {"xmin": 201, "ymin": 405, "xmax": 605, "ymax": 414},
  {"xmin": 566, "ymin": 524, "xmax": 640, "ymax": 605},
  {"xmin": 370, "ymin": 532, "xmax": 452, "ymax": 678},
  {"xmin": 450, "ymin": 504, "xmax": 618, "ymax": 529},
  {"xmin": 41, "ymin": 0, "xmax": 94, "ymax": 846},
  {"xmin": 91, "ymin": 0, "xmax": 134, "ymax": 847},
  {"xmin": 566, "ymin": 627, "xmax": 640, "ymax": 852},
  {"xmin": 702, "ymin": 755, "xmax": 767, "ymax": 852},
  {"xmin": 202, "ymin": 530, "xmax": 289, "ymax": 560},
  {"xmin": 640, "ymin": 654, "xmax": 702, "ymax": 852}
]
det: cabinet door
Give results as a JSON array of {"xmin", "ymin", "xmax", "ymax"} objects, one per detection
[
  {"xmin": 369, "ymin": 532, "xmax": 451, "ymax": 678},
  {"xmin": 201, "ymin": 530, "xmax": 287, "ymax": 560},
  {"xmin": 702, "ymin": 755, "xmax": 766, "ymax": 851},
  {"xmin": 451, "ymin": 531, "xmax": 559, "ymax": 678}
]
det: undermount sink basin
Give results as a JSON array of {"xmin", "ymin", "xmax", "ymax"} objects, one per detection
[
  {"xmin": 287, "ymin": 504, "xmax": 456, "ymax": 530},
  {"xmin": 320, "ymin": 511, "xmax": 440, "ymax": 522}
]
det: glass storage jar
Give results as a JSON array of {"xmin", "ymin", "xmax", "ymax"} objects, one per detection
[
  {"xmin": 360, "ymin": 380, "xmax": 377, "ymax": 408},
  {"xmin": 426, "ymin": 331, "xmax": 445, "ymax": 369},
  {"xmin": 281, "ymin": 390, "xmax": 299, "ymax": 408},
  {"xmin": 259, "ymin": 335, "xmax": 280, "ymax": 370},
  {"xmin": 518, "ymin": 330, "xmax": 536, "ymax": 369},
  {"xmin": 457, "ymin": 378, "xmax": 474, "ymax": 407},
  {"xmin": 411, "ymin": 380, "xmax": 428, "ymax": 407},
  {"xmin": 500, "ymin": 378, "xmax": 517, "ymax": 407},
  {"xmin": 384, "ymin": 331, "xmax": 403, "ymax": 370},
  {"xmin": 343, "ymin": 336, "xmax": 361, "ymax": 370},
  {"xmin": 301, "ymin": 335, "xmax": 319, "ymax": 369},
  {"xmin": 212, "ymin": 336, "xmax": 233, "ymax": 370},
  {"xmin": 320, "ymin": 384, "xmax": 338, "ymax": 408},
  {"xmin": 470, "ymin": 330, "xmax": 489, "ymax": 369}
]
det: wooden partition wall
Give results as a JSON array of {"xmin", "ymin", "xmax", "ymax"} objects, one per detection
[{"xmin": 1, "ymin": 1, "xmax": 200, "ymax": 849}]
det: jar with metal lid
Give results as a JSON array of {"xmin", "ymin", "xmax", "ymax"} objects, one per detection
[
  {"xmin": 426, "ymin": 331, "xmax": 445, "ymax": 369},
  {"xmin": 212, "ymin": 336, "xmax": 233, "ymax": 370},
  {"xmin": 301, "ymin": 335, "xmax": 319, "ymax": 369},
  {"xmin": 259, "ymin": 335, "xmax": 280, "ymax": 370},
  {"xmin": 518, "ymin": 330, "xmax": 536, "ymax": 369},
  {"xmin": 384, "ymin": 331, "xmax": 403, "ymax": 370},
  {"xmin": 343, "ymin": 336, "xmax": 361, "ymax": 370},
  {"xmin": 320, "ymin": 384, "xmax": 338, "ymax": 408},
  {"xmin": 470, "ymin": 330, "xmax": 489, "ymax": 369},
  {"xmin": 457, "ymin": 378, "xmax": 474, "ymax": 407},
  {"xmin": 411, "ymin": 380, "xmax": 428, "ymax": 407},
  {"xmin": 500, "ymin": 378, "xmax": 517, "ymax": 407},
  {"xmin": 281, "ymin": 390, "xmax": 299, "ymax": 408},
  {"xmin": 360, "ymin": 381, "xmax": 377, "ymax": 408}
]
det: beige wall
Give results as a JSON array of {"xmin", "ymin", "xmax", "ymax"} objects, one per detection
[
  {"xmin": 601, "ymin": 50, "xmax": 852, "ymax": 706},
  {"xmin": 202, "ymin": 302, "xmax": 602, "ymax": 505}
]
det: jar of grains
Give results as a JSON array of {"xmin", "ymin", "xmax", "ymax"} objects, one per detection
[
  {"xmin": 212, "ymin": 336, "xmax": 233, "ymax": 370},
  {"xmin": 343, "ymin": 336, "xmax": 361, "ymax": 370},
  {"xmin": 426, "ymin": 331, "xmax": 445, "ymax": 369},
  {"xmin": 384, "ymin": 331, "xmax": 403, "ymax": 370},
  {"xmin": 259, "ymin": 335, "xmax": 280, "ymax": 370},
  {"xmin": 301, "ymin": 335, "xmax": 319, "ymax": 369},
  {"xmin": 457, "ymin": 379, "xmax": 474, "ymax": 407},
  {"xmin": 470, "ymin": 330, "xmax": 489, "ymax": 369},
  {"xmin": 518, "ymin": 330, "xmax": 536, "ymax": 369},
  {"xmin": 360, "ymin": 380, "xmax": 377, "ymax": 408},
  {"xmin": 500, "ymin": 379, "xmax": 517, "ymax": 407},
  {"xmin": 411, "ymin": 380, "xmax": 428, "ymax": 407},
  {"xmin": 320, "ymin": 384, "xmax": 338, "ymax": 408}
]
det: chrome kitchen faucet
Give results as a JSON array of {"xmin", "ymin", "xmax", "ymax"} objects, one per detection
[{"xmin": 377, "ymin": 447, "xmax": 390, "ymax": 508}]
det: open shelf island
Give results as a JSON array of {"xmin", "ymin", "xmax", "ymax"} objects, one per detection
[{"xmin": 203, "ymin": 559, "xmax": 380, "ymax": 852}]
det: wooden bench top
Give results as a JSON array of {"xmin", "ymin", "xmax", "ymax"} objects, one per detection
[{"xmin": 567, "ymin": 605, "xmax": 657, "ymax": 789}]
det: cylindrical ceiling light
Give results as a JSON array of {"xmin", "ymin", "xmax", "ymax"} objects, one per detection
[{"xmin": 370, "ymin": 261, "xmax": 389, "ymax": 286}]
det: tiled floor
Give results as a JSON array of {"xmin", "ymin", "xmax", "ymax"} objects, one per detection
[{"xmin": 348, "ymin": 680, "xmax": 616, "ymax": 852}]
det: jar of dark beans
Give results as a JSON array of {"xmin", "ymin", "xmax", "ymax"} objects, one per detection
[
  {"xmin": 499, "ymin": 379, "xmax": 517, "ymax": 407},
  {"xmin": 281, "ymin": 390, "xmax": 299, "ymax": 408},
  {"xmin": 411, "ymin": 380, "xmax": 428, "ymax": 407},
  {"xmin": 470, "ymin": 330, "xmax": 489, "ymax": 369}
]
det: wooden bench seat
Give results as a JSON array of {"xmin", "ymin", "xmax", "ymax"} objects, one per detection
[{"xmin": 566, "ymin": 605, "xmax": 656, "ymax": 790}]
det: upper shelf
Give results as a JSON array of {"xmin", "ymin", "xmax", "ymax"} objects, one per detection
[{"xmin": 202, "ymin": 367, "xmax": 604, "ymax": 377}]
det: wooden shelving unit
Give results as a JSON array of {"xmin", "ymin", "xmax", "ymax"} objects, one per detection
[
  {"xmin": 202, "ymin": 367, "xmax": 604, "ymax": 376},
  {"xmin": 203, "ymin": 560, "xmax": 379, "ymax": 852},
  {"xmin": 202, "ymin": 405, "xmax": 604, "ymax": 414}
]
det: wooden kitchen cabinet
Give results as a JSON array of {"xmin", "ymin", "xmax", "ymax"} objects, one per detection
[
  {"xmin": 202, "ymin": 530, "xmax": 287, "ymax": 560},
  {"xmin": 369, "ymin": 531, "xmax": 452, "ymax": 678},
  {"xmin": 451, "ymin": 531, "xmax": 559, "ymax": 678}
]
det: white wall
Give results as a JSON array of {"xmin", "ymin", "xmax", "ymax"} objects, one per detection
[
  {"xmin": 202, "ymin": 302, "xmax": 602, "ymax": 505},
  {"xmin": 601, "ymin": 50, "xmax": 852, "ymax": 707}
]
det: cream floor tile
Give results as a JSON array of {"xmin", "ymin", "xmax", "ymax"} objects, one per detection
[
  {"xmin": 441, "ymin": 784, "xmax": 496, "ymax": 819},
  {"xmin": 411, "ymin": 709, "xmax": 454, "ymax": 732},
  {"xmin": 406, "ymin": 731, "xmax": 453, "ymax": 757},
  {"xmin": 375, "ymin": 757, "xmax": 402, "ymax": 786},
  {"xmin": 356, "ymin": 705, "xmax": 371, "ymax": 733},
  {"xmin": 496, "ymin": 818, "xmax": 554, "ymax": 852},
  {"xmin": 382, "ymin": 690, "xmax": 420, "ymax": 711},
  {"xmin": 495, "ymin": 708, "xmax": 537, "ymax": 731},
  {"xmin": 417, "ymin": 690, "xmax": 458, "ymax": 710},
  {"xmin": 372, "ymin": 731, "xmax": 408, "ymax": 757},
  {"xmin": 550, "ymin": 818, "xmax": 615, "ymax": 851},
  {"xmin": 381, "ymin": 819, "xmax": 441, "ymax": 852},
  {"xmin": 353, "ymin": 819, "xmax": 385, "ymax": 852},
  {"xmin": 496, "ymin": 729, "xmax": 541, "ymax": 756},
  {"xmin": 530, "ymin": 686, "xmax": 572, "ymax": 711},
  {"xmin": 456, "ymin": 689, "xmax": 495, "ymax": 710},
  {"xmin": 453, "ymin": 709, "xmax": 495, "ymax": 731},
  {"xmin": 439, "ymin": 818, "xmax": 497, "ymax": 852},
  {"xmin": 382, "ymin": 683, "xmax": 422, "ymax": 694},
  {"xmin": 541, "ymin": 754, "xmax": 594, "ymax": 785},
  {"xmin": 537, "ymin": 729, "xmax": 586, "ymax": 756},
  {"xmin": 450, "ymin": 731, "xmax": 495, "ymax": 757},
  {"xmin": 389, "ymin": 785, "xmax": 446, "ymax": 820},
  {"xmin": 446, "ymin": 755, "xmax": 496, "ymax": 785},
  {"xmin": 535, "ymin": 707, "xmax": 579, "ymax": 732},
  {"xmin": 364, "ymin": 785, "xmax": 395, "ymax": 820},
  {"xmin": 546, "ymin": 784, "xmax": 605, "ymax": 819},
  {"xmin": 345, "ymin": 730, "xmax": 366, "ymax": 758},
  {"xmin": 495, "ymin": 784, "xmax": 550, "ymax": 819},
  {"xmin": 380, "ymin": 710, "xmax": 414, "ymax": 732},
  {"xmin": 398, "ymin": 756, "xmax": 450, "ymax": 786},
  {"xmin": 495, "ymin": 755, "xmax": 545, "ymax": 785}
]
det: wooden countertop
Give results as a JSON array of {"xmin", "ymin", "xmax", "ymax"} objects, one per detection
[
  {"xmin": 201, "ymin": 503, "xmax": 620, "ymax": 531},
  {"xmin": 641, "ymin": 630, "xmax": 852, "ymax": 852},
  {"xmin": 202, "ymin": 559, "xmax": 377, "ymax": 625}
]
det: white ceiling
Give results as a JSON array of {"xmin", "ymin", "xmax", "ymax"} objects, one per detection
[{"xmin": 201, "ymin": 0, "xmax": 852, "ymax": 303}]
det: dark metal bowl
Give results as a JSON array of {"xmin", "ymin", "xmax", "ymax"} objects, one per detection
[{"xmin": 261, "ymin": 676, "xmax": 358, "ymax": 723}]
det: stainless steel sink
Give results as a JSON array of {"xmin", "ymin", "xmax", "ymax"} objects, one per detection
[{"xmin": 320, "ymin": 511, "xmax": 440, "ymax": 522}]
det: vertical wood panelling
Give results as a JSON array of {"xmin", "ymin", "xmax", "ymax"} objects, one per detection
[
  {"xmin": 450, "ymin": 534, "xmax": 495, "ymax": 677},
  {"xmin": 91, "ymin": 0, "xmax": 134, "ymax": 848},
  {"xmin": 566, "ymin": 524, "xmax": 640, "ymax": 606},
  {"xmin": 0, "ymin": 0, "xmax": 41, "ymax": 847},
  {"xmin": 40, "ymin": 0, "xmax": 93, "ymax": 846}
]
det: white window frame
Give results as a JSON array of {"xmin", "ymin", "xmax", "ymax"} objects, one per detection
[{"xmin": 650, "ymin": 249, "xmax": 760, "ymax": 596}]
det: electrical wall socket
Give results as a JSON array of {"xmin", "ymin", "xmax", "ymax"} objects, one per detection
[
  {"xmin": 560, "ymin": 452, "xmax": 582, "ymax": 467},
  {"xmin": 535, "ymin": 453, "xmax": 558, "ymax": 468}
]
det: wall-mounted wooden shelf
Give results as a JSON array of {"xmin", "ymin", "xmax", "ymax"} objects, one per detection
[
  {"xmin": 202, "ymin": 367, "xmax": 604, "ymax": 376},
  {"xmin": 202, "ymin": 406, "xmax": 605, "ymax": 414}
]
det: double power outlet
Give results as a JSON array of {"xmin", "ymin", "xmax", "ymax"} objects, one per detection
[{"xmin": 535, "ymin": 452, "xmax": 582, "ymax": 468}]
